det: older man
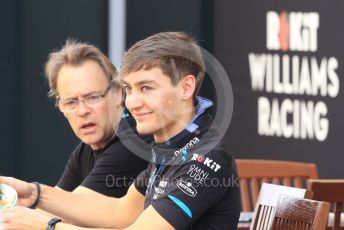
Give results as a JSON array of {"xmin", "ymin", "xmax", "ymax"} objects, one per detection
[{"xmin": 44, "ymin": 40, "xmax": 148, "ymax": 197}]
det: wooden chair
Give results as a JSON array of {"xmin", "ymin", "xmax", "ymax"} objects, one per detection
[
  {"xmin": 271, "ymin": 196, "xmax": 330, "ymax": 230},
  {"xmin": 308, "ymin": 179, "xmax": 344, "ymax": 230},
  {"xmin": 250, "ymin": 183, "xmax": 313, "ymax": 230},
  {"xmin": 237, "ymin": 159, "xmax": 319, "ymax": 211}
]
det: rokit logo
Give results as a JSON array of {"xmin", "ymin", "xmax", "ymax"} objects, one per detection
[
  {"xmin": 266, "ymin": 11, "xmax": 319, "ymax": 52},
  {"xmin": 177, "ymin": 180, "xmax": 197, "ymax": 197},
  {"xmin": 174, "ymin": 137, "xmax": 200, "ymax": 157},
  {"xmin": 191, "ymin": 154, "xmax": 221, "ymax": 172}
]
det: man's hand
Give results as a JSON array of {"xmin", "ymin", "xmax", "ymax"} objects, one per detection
[
  {"xmin": 1, "ymin": 206, "xmax": 50, "ymax": 230},
  {"xmin": 0, "ymin": 176, "xmax": 36, "ymax": 207}
]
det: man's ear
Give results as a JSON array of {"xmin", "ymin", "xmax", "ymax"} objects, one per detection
[
  {"xmin": 57, "ymin": 100, "xmax": 68, "ymax": 118},
  {"xmin": 179, "ymin": 75, "xmax": 196, "ymax": 100}
]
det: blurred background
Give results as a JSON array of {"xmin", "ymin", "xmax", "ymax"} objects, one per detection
[{"xmin": 1, "ymin": 0, "xmax": 343, "ymax": 186}]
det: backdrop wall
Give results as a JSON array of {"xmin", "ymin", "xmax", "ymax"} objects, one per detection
[
  {"xmin": 1, "ymin": 0, "xmax": 342, "ymax": 186},
  {"xmin": 0, "ymin": 0, "xmax": 108, "ymax": 184},
  {"xmin": 214, "ymin": 0, "xmax": 344, "ymax": 178}
]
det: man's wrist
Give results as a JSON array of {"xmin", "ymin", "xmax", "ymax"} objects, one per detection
[{"xmin": 30, "ymin": 182, "xmax": 41, "ymax": 209}]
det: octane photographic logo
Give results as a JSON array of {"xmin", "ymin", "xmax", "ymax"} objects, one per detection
[{"xmin": 117, "ymin": 44, "xmax": 234, "ymax": 164}]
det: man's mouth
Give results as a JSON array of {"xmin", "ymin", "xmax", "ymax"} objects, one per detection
[
  {"xmin": 80, "ymin": 122, "xmax": 97, "ymax": 133},
  {"xmin": 134, "ymin": 112, "xmax": 152, "ymax": 121}
]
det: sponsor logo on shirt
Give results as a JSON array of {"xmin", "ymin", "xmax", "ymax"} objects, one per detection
[
  {"xmin": 153, "ymin": 180, "xmax": 169, "ymax": 199},
  {"xmin": 159, "ymin": 180, "xmax": 168, "ymax": 188},
  {"xmin": 191, "ymin": 153, "xmax": 222, "ymax": 172},
  {"xmin": 187, "ymin": 164, "xmax": 209, "ymax": 185},
  {"xmin": 153, "ymin": 187, "xmax": 165, "ymax": 199},
  {"xmin": 174, "ymin": 137, "xmax": 200, "ymax": 157},
  {"xmin": 177, "ymin": 180, "xmax": 198, "ymax": 197}
]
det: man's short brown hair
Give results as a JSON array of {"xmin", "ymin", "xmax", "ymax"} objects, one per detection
[
  {"xmin": 120, "ymin": 32, "xmax": 205, "ymax": 97},
  {"xmin": 45, "ymin": 39, "xmax": 118, "ymax": 98}
]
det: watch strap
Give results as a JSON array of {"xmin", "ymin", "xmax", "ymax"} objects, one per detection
[{"xmin": 46, "ymin": 218, "xmax": 62, "ymax": 230}]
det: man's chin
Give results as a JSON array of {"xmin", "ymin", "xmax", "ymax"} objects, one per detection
[
  {"xmin": 136, "ymin": 126, "xmax": 154, "ymax": 135},
  {"xmin": 80, "ymin": 136, "xmax": 101, "ymax": 147}
]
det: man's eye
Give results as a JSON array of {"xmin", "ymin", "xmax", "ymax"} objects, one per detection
[
  {"xmin": 142, "ymin": 86, "xmax": 152, "ymax": 92},
  {"xmin": 123, "ymin": 86, "xmax": 132, "ymax": 94},
  {"xmin": 63, "ymin": 100, "xmax": 77, "ymax": 107},
  {"xmin": 86, "ymin": 94, "xmax": 102, "ymax": 102}
]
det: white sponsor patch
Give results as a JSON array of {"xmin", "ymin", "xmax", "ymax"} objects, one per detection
[
  {"xmin": 159, "ymin": 181, "xmax": 168, "ymax": 188},
  {"xmin": 177, "ymin": 180, "xmax": 197, "ymax": 197}
]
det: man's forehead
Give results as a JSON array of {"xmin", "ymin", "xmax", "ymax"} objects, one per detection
[
  {"xmin": 120, "ymin": 68, "xmax": 171, "ymax": 86},
  {"xmin": 57, "ymin": 74, "xmax": 110, "ymax": 98}
]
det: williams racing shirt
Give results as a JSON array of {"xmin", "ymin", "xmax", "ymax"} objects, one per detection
[{"xmin": 134, "ymin": 97, "xmax": 241, "ymax": 230}]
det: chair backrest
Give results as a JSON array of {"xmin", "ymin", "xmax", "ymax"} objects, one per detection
[
  {"xmin": 250, "ymin": 183, "xmax": 313, "ymax": 230},
  {"xmin": 308, "ymin": 179, "xmax": 344, "ymax": 230},
  {"xmin": 237, "ymin": 159, "xmax": 319, "ymax": 211},
  {"xmin": 271, "ymin": 196, "xmax": 330, "ymax": 230}
]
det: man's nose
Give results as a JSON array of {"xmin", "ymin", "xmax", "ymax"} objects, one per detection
[
  {"xmin": 76, "ymin": 99, "xmax": 91, "ymax": 116},
  {"xmin": 125, "ymin": 92, "xmax": 143, "ymax": 110}
]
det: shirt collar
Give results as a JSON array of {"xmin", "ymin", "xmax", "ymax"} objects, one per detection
[{"xmin": 151, "ymin": 97, "xmax": 213, "ymax": 164}]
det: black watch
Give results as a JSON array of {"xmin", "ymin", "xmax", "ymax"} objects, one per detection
[{"xmin": 46, "ymin": 218, "xmax": 62, "ymax": 230}]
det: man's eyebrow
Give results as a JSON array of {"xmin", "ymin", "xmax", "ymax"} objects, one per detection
[
  {"xmin": 121, "ymin": 79, "xmax": 158, "ymax": 86},
  {"xmin": 61, "ymin": 90, "xmax": 101, "ymax": 100}
]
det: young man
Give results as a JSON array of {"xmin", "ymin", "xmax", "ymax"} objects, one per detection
[
  {"xmin": 45, "ymin": 40, "xmax": 148, "ymax": 197},
  {"xmin": 0, "ymin": 32, "xmax": 240, "ymax": 230}
]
